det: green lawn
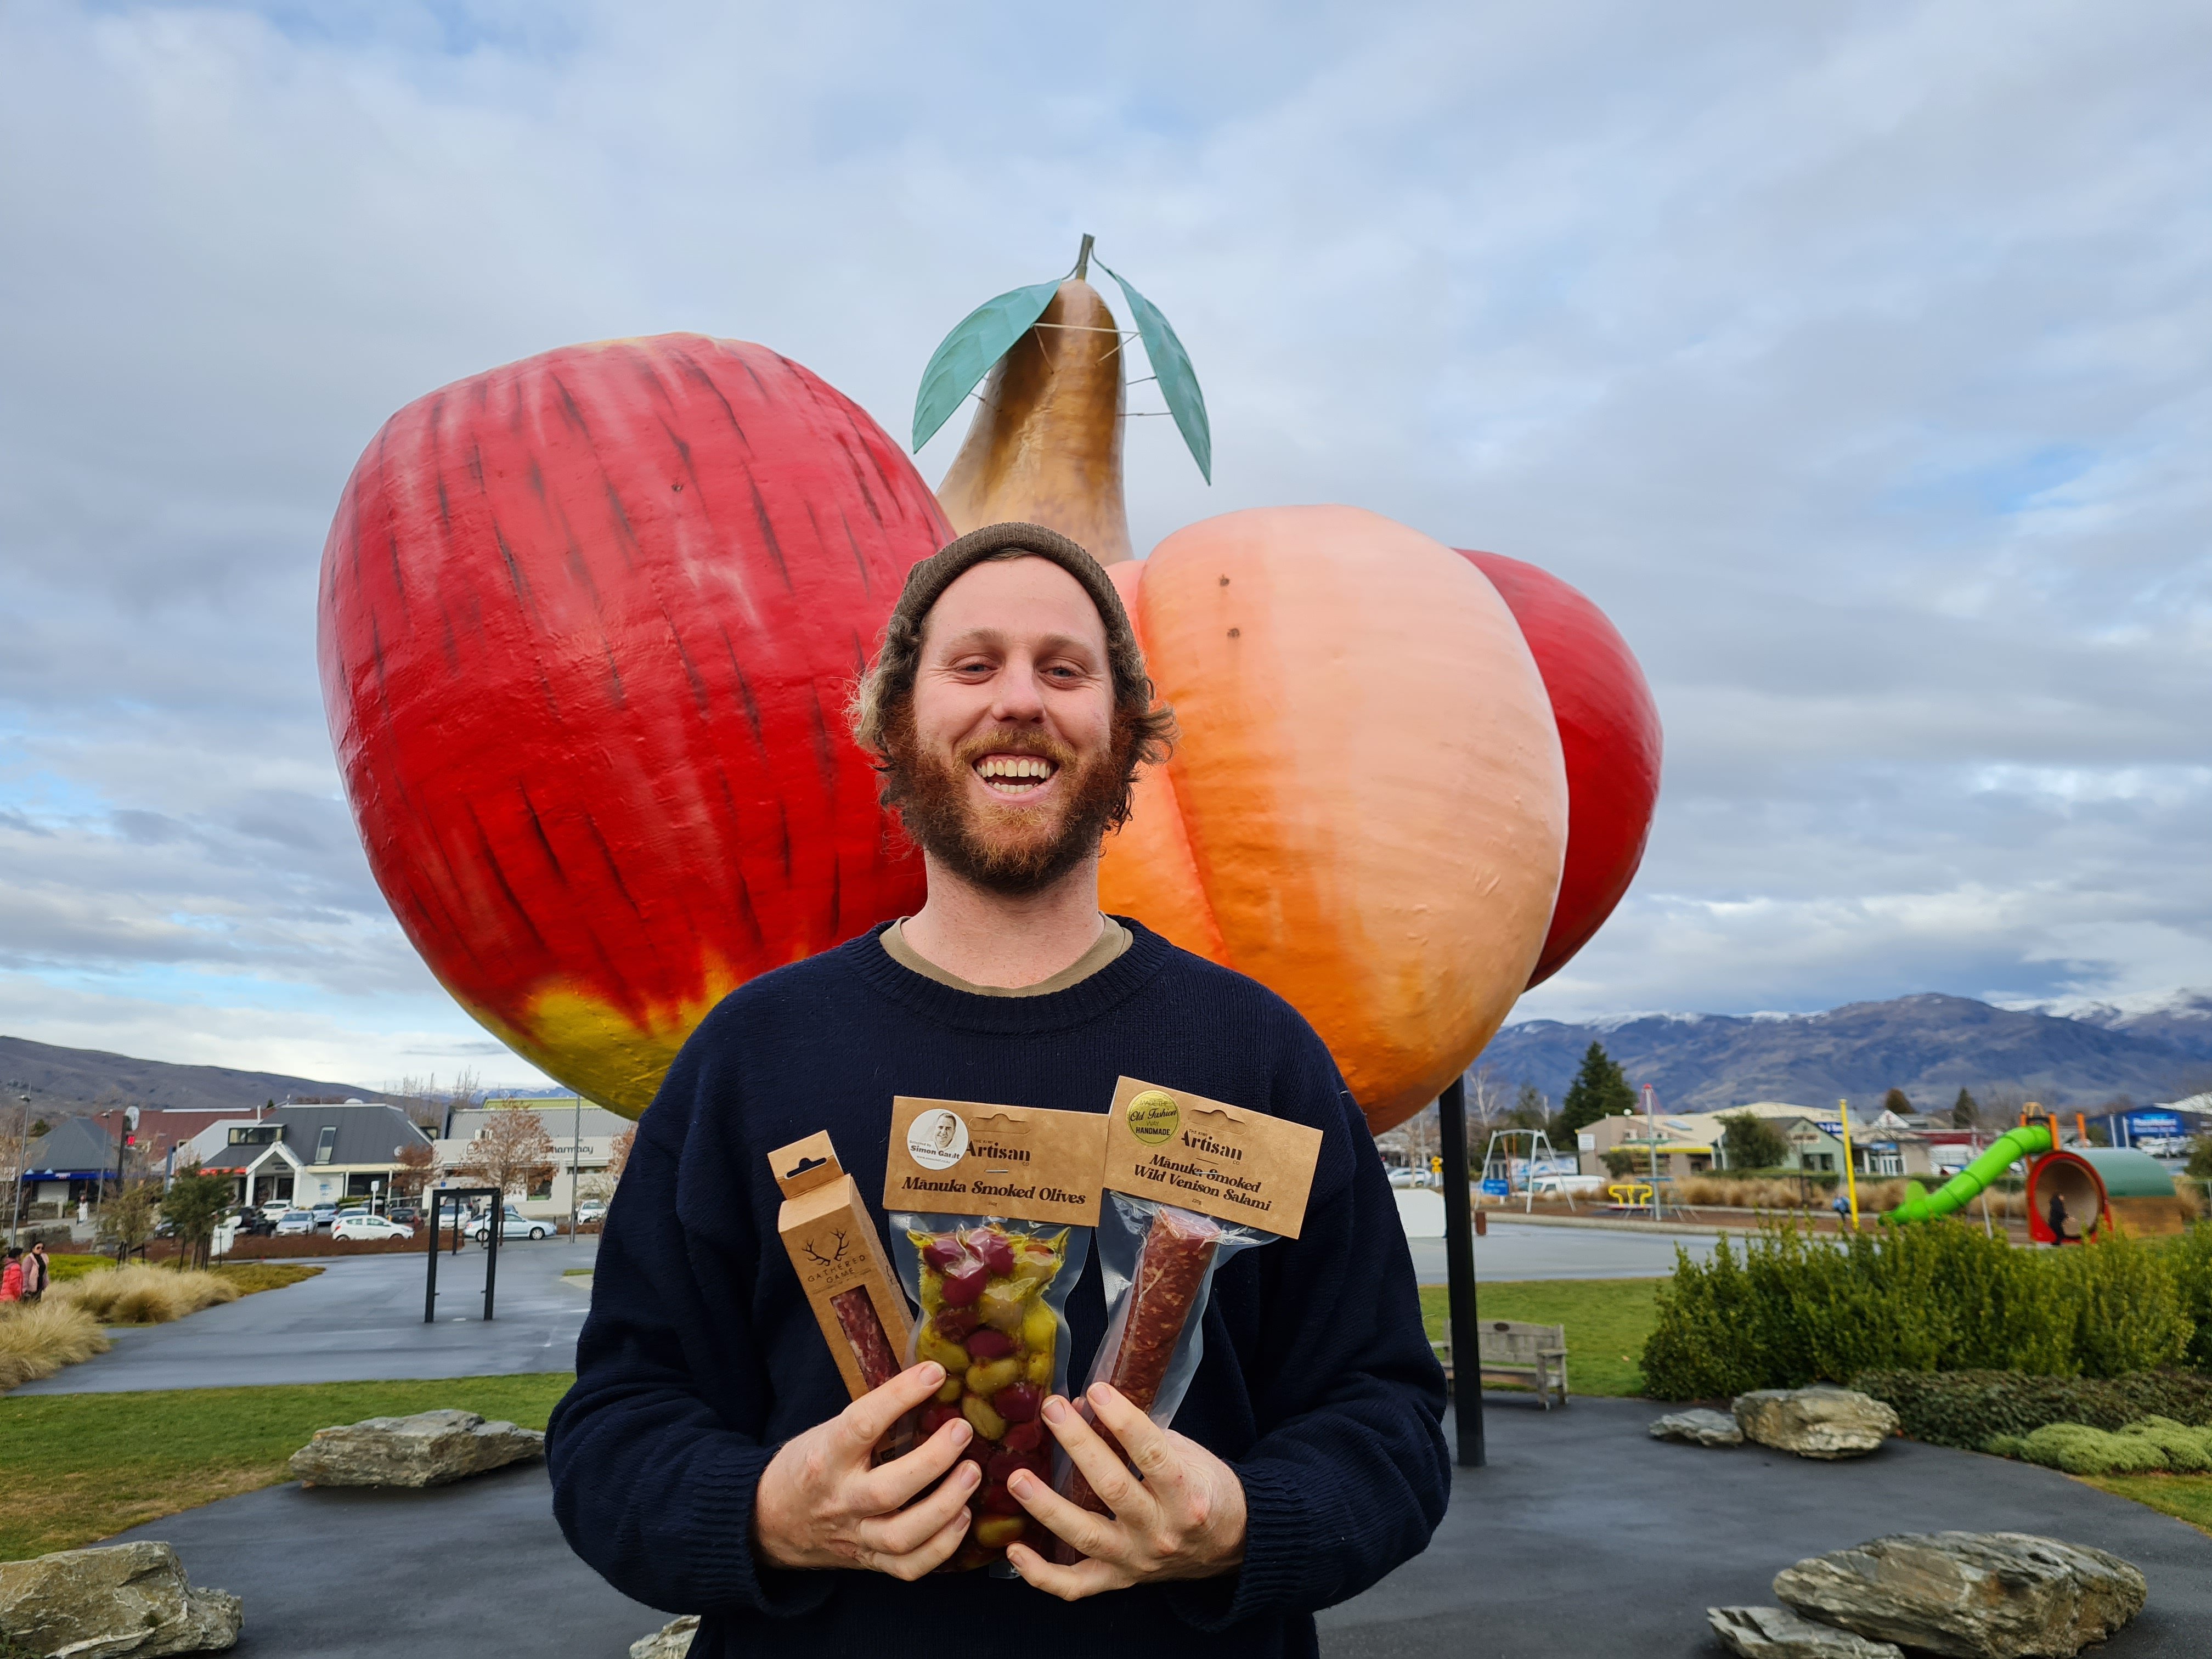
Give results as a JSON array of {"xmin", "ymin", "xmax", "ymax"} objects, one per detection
[
  {"xmin": 0, "ymin": 1373, "xmax": 573, "ymax": 1560},
  {"xmin": 2080, "ymin": 1474, "xmax": 2212, "ymax": 1539},
  {"xmin": 1419, "ymin": 1278, "xmax": 1661, "ymax": 1398}
]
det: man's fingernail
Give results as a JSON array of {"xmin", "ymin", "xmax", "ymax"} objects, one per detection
[
  {"xmin": 1091, "ymin": 1383, "xmax": 1119, "ymax": 1408},
  {"xmin": 1011, "ymin": 1471, "xmax": 1035, "ymax": 1495},
  {"xmin": 962, "ymin": 1459, "xmax": 980, "ymax": 1484},
  {"xmin": 1043, "ymin": 1396, "xmax": 1069, "ymax": 1424},
  {"xmin": 920, "ymin": 1362, "xmax": 944, "ymax": 1386}
]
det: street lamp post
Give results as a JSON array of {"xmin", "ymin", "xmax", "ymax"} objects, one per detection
[{"xmin": 8, "ymin": 1093, "xmax": 30, "ymax": 1247}]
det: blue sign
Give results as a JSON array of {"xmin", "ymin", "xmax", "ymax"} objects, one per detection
[
  {"xmin": 2127, "ymin": 1111, "xmax": 2183, "ymax": 1134},
  {"xmin": 1817, "ymin": 1121, "xmax": 1845, "ymax": 1137},
  {"xmin": 1480, "ymin": 1178, "xmax": 1510, "ymax": 1197}
]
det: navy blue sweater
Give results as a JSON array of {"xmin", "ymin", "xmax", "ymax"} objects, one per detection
[{"xmin": 547, "ymin": 919, "xmax": 1448, "ymax": 1659}]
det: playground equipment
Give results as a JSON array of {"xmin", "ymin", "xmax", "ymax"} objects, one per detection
[
  {"xmin": 1479, "ymin": 1128, "xmax": 1567, "ymax": 1213},
  {"xmin": 1882, "ymin": 1109, "xmax": 2191, "ymax": 1238}
]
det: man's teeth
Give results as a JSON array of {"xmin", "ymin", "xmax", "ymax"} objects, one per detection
[{"xmin": 975, "ymin": 755, "xmax": 1056, "ymax": 789}]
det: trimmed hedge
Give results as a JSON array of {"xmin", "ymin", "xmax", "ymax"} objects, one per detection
[
  {"xmin": 1850, "ymin": 1368, "xmax": 2212, "ymax": 1449},
  {"xmin": 1640, "ymin": 1220, "xmax": 2204, "ymax": 1401}
]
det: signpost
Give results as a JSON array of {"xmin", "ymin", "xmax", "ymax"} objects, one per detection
[
  {"xmin": 1437, "ymin": 1076, "xmax": 1485, "ymax": 1469},
  {"xmin": 423, "ymin": 1186, "xmax": 504, "ymax": 1323}
]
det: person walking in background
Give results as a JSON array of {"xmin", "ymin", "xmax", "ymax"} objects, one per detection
[
  {"xmin": 2047, "ymin": 1190, "xmax": 2072, "ymax": 1244},
  {"xmin": 0, "ymin": 1248, "xmax": 22, "ymax": 1302},
  {"xmin": 21, "ymin": 1242, "xmax": 49, "ymax": 1304}
]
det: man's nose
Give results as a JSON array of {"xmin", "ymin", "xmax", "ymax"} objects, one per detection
[{"xmin": 989, "ymin": 653, "xmax": 1047, "ymax": 723}]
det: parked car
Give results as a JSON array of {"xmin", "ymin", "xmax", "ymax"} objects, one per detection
[
  {"xmin": 574, "ymin": 1200, "xmax": 607, "ymax": 1225},
  {"xmin": 232, "ymin": 1207, "xmax": 279, "ymax": 1238},
  {"xmin": 1387, "ymin": 1166, "xmax": 1438, "ymax": 1189},
  {"xmin": 386, "ymin": 1201, "xmax": 422, "ymax": 1226},
  {"xmin": 274, "ymin": 1210, "xmax": 316, "ymax": 1236},
  {"xmin": 309, "ymin": 1204, "xmax": 340, "ymax": 1230},
  {"xmin": 465, "ymin": 1205, "xmax": 551, "ymax": 1243},
  {"xmin": 331, "ymin": 1214, "xmax": 414, "ymax": 1243}
]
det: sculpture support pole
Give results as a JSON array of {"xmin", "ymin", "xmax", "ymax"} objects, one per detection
[{"xmin": 1438, "ymin": 1076, "xmax": 1485, "ymax": 1468}]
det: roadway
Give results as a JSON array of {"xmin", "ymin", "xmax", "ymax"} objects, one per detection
[{"xmin": 15, "ymin": 1237, "xmax": 599, "ymax": 1395}]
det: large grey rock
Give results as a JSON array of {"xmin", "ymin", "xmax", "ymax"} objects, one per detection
[
  {"xmin": 1734, "ymin": 1387, "xmax": 1899, "ymax": 1459},
  {"xmin": 1773, "ymin": 1532, "xmax": 2147, "ymax": 1658},
  {"xmin": 0, "ymin": 1541, "xmax": 241, "ymax": 1657},
  {"xmin": 1708, "ymin": 1605, "xmax": 1903, "ymax": 1658},
  {"xmin": 630, "ymin": 1615, "xmax": 699, "ymax": 1658},
  {"xmin": 288, "ymin": 1408, "xmax": 544, "ymax": 1488},
  {"xmin": 1651, "ymin": 1407, "xmax": 1745, "ymax": 1447}
]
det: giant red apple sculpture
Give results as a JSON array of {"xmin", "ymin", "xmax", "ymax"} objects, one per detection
[{"xmin": 318, "ymin": 335, "xmax": 949, "ymax": 1113}]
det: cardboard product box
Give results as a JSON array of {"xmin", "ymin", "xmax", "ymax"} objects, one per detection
[{"xmin": 768, "ymin": 1131, "xmax": 915, "ymax": 1402}]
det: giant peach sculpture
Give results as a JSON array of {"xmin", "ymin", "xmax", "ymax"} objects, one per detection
[{"xmin": 319, "ymin": 243, "xmax": 1659, "ymax": 1128}]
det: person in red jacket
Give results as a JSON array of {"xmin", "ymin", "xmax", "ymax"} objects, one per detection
[{"xmin": 0, "ymin": 1248, "xmax": 23, "ymax": 1302}]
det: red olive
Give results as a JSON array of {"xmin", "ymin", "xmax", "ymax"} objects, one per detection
[
  {"xmin": 1002, "ymin": 1419, "xmax": 1045, "ymax": 1453},
  {"xmin": 940, "ymin": 1260, "xmax": 989, "ymax": 1307},
  {"xmin": 967, "ymin": 1230, "xmax": 1015, "ymax": 1277},
  {"xmin": 993, "ymin": 1383, "xmax": 1042, "ymax": 1423},
  {"xmin": 919, "ymin": 1404, "xmax": 963, "ymax": 1437},
  {"xmin": 965, "ymin": 1327, "xmax": 1015, "ymax": 1361},
  {"xmin": 933, "ymin": 1306, "xmax": 981, "ymax": 1340},
  {"xmin": 921, "ymin": 1236, "xmax": 967, "ymax": 1271}
]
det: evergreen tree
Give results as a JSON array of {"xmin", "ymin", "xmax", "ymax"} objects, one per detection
[
  {"xmin": 1952, "ymin": 1087, "xmax": 1980, "ymax": 1129},
  {"xmin": 1881, "ymin": 1087, "xmax": 1913, "ymax": 1116},
  {"xmin": 1559, "ymin": 1042, "xmax": 1636, "ymax": 1136}
]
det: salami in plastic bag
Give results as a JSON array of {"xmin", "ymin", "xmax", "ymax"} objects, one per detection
[
  {"xmin": 1052, "ymin": 1078, "xmax": 1322, "ymax": 1556},
  {"xmin": 882, "ymin": 1097, "xmax": 1108, "ymax": 1571},
  {"xmin": 1054, "ymin": 1193, "xmax": 1272, "ymax": 1526}
]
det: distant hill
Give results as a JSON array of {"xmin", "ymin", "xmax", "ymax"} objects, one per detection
[
  {"xmin": 1476, "ymin": 991, "xmax": 2212, "ymax": 1113},
  {"xmin": 0, "ymin": 1034, "xmax": 378, "ymax": 1118}
]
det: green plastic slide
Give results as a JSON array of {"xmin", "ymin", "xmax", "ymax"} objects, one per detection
[{"xmin": 1881, "ymin": 1121, "xmax": 2053, "ymax": 1226}]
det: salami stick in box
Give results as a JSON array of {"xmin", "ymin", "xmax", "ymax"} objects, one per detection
[
  {"xmin": 768, "ymin": 1132, "xmax": 916, "ymax": 1412},
  {"xmin": 1053, "ymin": 1077, "xmax": 1323, "ymax": 1549}
]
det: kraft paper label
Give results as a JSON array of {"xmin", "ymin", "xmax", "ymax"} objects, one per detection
[
  {"xmin": 1102, "ymin": 1076, "xmax": 1323, "ymax": 1239},
  {"xmin": 883, "ymin": 1097, "xmax": 1106, "ymax": 1228}
]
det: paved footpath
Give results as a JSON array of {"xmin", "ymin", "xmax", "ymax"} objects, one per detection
[
  {"xmin": 16, "ymin": 1239, "xmax": 599, "ymax": 1394},
  {"xmin": 1407, "ymin": 1217, "xmax": 1718, "ymax": 1284},
  {"xmin": 108, "ymin": 1394, "xmax": 2211, "ymax": 1657}
]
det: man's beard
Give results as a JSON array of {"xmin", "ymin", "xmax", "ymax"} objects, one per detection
[{"xmin": 879, "ymin": 708, "xmax": 1136, "ymax": 898}]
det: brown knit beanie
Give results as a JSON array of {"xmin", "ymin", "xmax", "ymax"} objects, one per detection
[{"xmin": 850, "ymin": 522, "xmax": 1165, "ymax": 756}]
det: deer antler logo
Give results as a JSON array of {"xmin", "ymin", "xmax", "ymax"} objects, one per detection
[{"xmin": 803, "ymin": 1229, "xmax": 850, "ymax": 1268}]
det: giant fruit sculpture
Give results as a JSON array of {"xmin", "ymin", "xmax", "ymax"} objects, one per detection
[
  {"xmin": 320, "ymin": 242, "xmax": 1659, "ymax": 1130},
  {"xmin": 318, "ymin": 335, "xmax": 950, "ymax": 1113}
]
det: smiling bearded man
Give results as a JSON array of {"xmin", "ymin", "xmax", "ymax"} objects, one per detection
[{"xmin": 548, "ymin": 523, "xmax": 1448, "ymax": 1659}]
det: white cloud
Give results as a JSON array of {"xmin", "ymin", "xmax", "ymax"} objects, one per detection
[{"xmin": 1, "ymin": 0, "xmax": 2208, "ymax": 1075}]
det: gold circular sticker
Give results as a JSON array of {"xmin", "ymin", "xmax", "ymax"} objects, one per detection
[{"xmin": 1126, "ymin": 1089, "xmax": 1180, "ymax": 1145}]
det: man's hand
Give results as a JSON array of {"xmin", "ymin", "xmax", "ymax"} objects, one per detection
[
  {"xmin": 1003, "ymin": 1384, "xmax": 1246, "ymax": 1601},
  {"xmin": 753, "ymin": 1362, "xmax": 978, "ymax": 1577}
]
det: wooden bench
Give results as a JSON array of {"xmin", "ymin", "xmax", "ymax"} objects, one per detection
[{"xmin": 1434, "ymin": 1319, "xmax": 1569, "ymax": 1409}]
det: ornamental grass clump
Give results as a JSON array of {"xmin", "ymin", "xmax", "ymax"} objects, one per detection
[
  {"xmin": 1641, "ymin": 1220, "xmax": 2197, "ymax": 1401},
  {"xmin": 0, "ymin": 1300, "xmax": 111, "ymax": 1390},
  {"xmin": 1998, "ymin": 1423, "xmax": 2171, "ymax": 1476},
  {"xmin": 57, "ymin": 1263, "xmax": 241, "ymax": 1325}
]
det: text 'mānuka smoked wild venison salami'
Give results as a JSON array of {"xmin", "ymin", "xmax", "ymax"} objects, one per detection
[{"xmin": 1053, "ymin": 1079, "xmax": 1323, "ymax": 1558}]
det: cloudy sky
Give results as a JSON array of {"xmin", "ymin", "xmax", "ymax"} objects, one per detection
[{"xmin": 2, "ymin": 0, "xmax": 2206, "ymax": 1089}]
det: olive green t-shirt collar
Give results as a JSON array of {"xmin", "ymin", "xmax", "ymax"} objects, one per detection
[{"xmin": 879, "ymin": 916, "xmax": 1132, "ymax": 997}]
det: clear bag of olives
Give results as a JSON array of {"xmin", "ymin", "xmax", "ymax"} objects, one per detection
[{"xmin": 889, "ymin": 1215, "xmax": 1089, "ymax": 1571}]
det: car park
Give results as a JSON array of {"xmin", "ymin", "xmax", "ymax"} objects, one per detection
[
  {"xmin": 330, "ymin": 1213, "xmax": 414, "ymax": 1242},
  {"xmin": 464, "ymin": 1205, "xmax": 551, "ymax": 1242}
]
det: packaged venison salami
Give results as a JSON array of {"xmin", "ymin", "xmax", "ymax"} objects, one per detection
[
  {"xmin": 1053, "ymin": 1077, "xmax": 1323, "ymax": 1548},
  {"xmin": 767, "ymin": 1132, "xmax": 917, "ymax": 1421},
  {"xmin": 882, "ymin": 1097, "xmax": 1106, "ymax": 1571}
]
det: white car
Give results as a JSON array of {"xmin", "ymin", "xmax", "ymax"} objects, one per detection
[
  {"xmin": 331, "ymin": 1214, "xmax": 415, "ymax": 1242},
  {"xmin": 465, "ymin": 1205, "xmax": 551, "ymax": 1242},
  {"xmin": 273, "ymin": 1209, "xmax": 316, "ymax": 1236},
  {"xmin": 574, "ymin": 1200, "xmax": 607, "ymax": 1225},
  {"xmin": 1387, "ymin": 1167, "xmax": 1438, "ymax": 1189}
]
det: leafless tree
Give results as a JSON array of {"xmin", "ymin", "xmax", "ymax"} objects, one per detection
[
  {"xmin": 452, "ymin": 1110, "xmax": 557, "ymax": 1202},
  {"xmin": 391, "ymin": 1142, "xmax": 437, "ymax": 1200},
  {"xmin": 580, "ymin": 1124, "xmax": 637, "ymax": 1205}
]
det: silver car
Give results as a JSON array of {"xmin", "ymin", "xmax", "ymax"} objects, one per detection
[{"xmin": 465, "ymin": 1205, "xmax": 551, "ymax": 1242}]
